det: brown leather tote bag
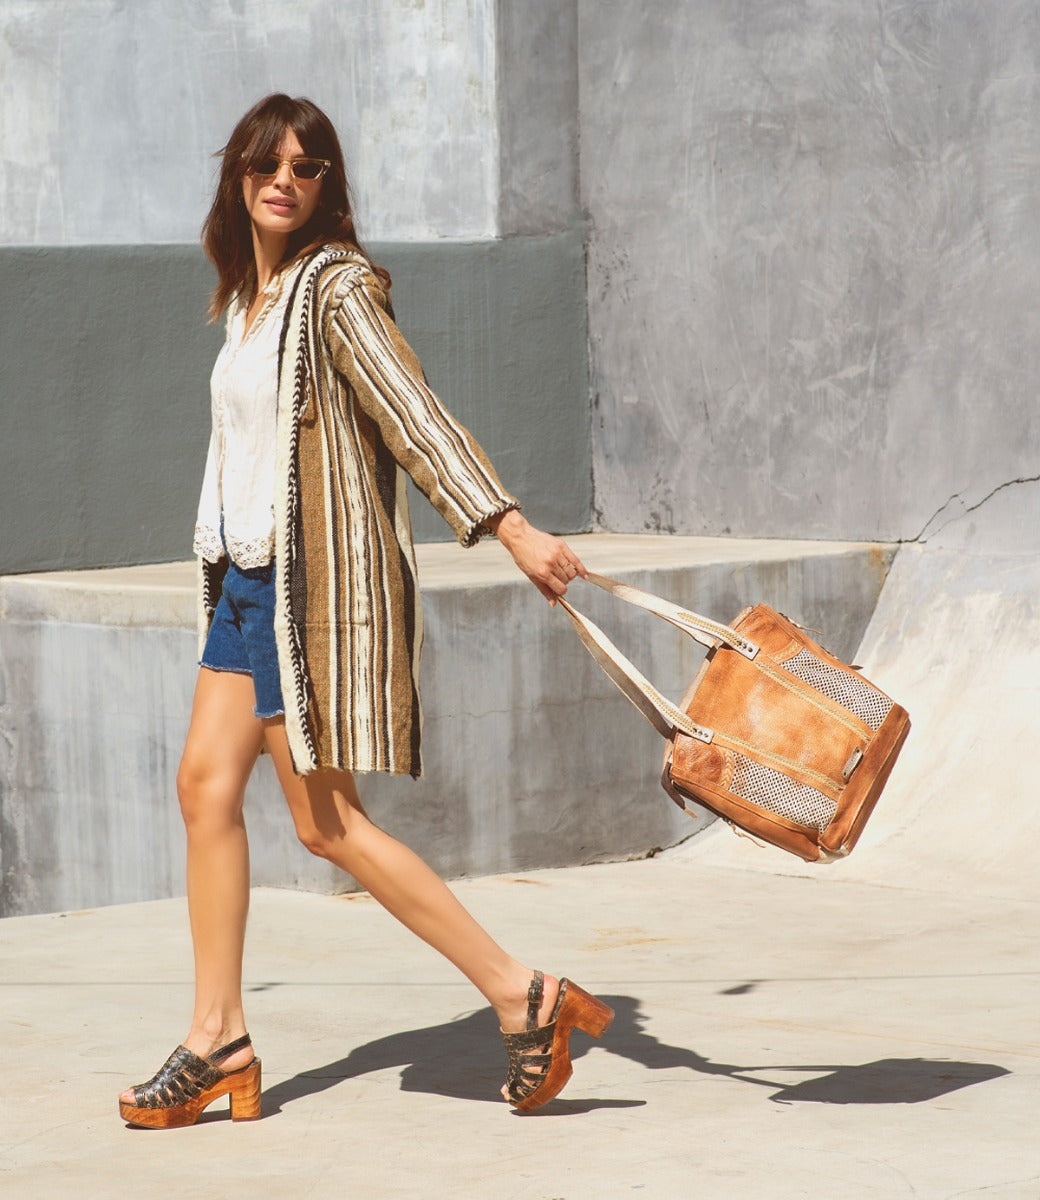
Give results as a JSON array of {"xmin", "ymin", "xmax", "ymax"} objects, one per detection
[{"xmin": 559, "ymin": 574, "xmax": 910, "ymax": 863}]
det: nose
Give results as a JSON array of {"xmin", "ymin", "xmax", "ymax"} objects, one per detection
[{"xmin": 272, "ymin": 159, "xmax": 294, "ymax": 187}]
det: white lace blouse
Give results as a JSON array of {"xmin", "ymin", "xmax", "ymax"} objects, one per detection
[{"xmin": 193, "ymin": 259, "xmax": 305, "ymax": 568}]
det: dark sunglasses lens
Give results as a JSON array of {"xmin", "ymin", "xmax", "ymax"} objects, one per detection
[
  {"xmin": 293, "ymin": 160, "xmax": 324, "ymax": 180},
  {"xmin": 252, "ymin": 157, "xmax": 280, "ymax": 176}
]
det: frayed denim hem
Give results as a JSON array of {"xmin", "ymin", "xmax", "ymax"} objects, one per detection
[{"xmin": 198, "ymin": 661, "xmax": 252, "ymax": 676}]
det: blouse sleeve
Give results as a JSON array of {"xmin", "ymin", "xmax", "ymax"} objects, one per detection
[{"xmin": 320, "ymin": 266, "xmax": 519, "ymax": 547}]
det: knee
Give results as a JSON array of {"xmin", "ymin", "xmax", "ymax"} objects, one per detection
[
  {"xmin": 290, "ymin": 791, "xmax": 365, "ymax": 861},
  {"xmin": 292, "ymin": 816, "xmax": 335, "ymax": 861},
  {"xmin": 176, "ymin": 756, "xmax": 242, "ymax": 834}
]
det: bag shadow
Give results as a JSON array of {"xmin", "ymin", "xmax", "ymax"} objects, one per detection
[{"xmin": 259, "ymin": 992, "xmax": 1010, "ymax": 1115}]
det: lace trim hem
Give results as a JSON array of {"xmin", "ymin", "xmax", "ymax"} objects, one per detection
[
  {"xmin": 192, "ymin": 526, "xmax": 275, "ymax": 569},
  {"xmin": 193, "ymin": 525, "xmax": 224, "ymax": 564},
  {"xmin": 224, "ymin": 532, "xmax": 275, "ymax": 569}
]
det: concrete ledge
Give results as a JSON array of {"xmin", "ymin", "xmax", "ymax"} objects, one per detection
[{"xmin": 0, "ymin": 535, "xmax": 895, "ymax": 916}]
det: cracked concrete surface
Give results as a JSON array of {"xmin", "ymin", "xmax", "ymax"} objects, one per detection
[{"xmin": 913, "ymin": 474, "xmax": 1040, "ymax": 544}]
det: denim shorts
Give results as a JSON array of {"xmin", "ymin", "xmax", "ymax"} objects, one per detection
[{"xmin": 200, "ymin": 558, "xmax": 285, "ymax": 718}]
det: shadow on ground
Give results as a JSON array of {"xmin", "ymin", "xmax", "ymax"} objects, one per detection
[{"xmin": 257, "ymin": 994, "xmax": 1010, "ymax": 1118}]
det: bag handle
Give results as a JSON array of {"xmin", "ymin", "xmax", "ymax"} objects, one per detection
[
  {"xmin": 580, "ymin": 573, "xmax": 759, "ymax": 659},
  {"xmin": 557, "ymin": 572, "xmax": 764, "ymax": 746},
  {"xmin": 556, "ymin": 581, "xmax": 714, "ymax": 746}
]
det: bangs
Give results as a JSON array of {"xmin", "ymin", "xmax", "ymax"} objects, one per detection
[
  {"xmin": 232, "ymin": 102, "xmax": 335, "ymax": 175},
  {"xmin": 247, "ymin": 118, "xmax": 334, "ymax": 165}
]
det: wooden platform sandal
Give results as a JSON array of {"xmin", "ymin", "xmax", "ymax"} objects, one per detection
[
  {"xmin": 501, "ymin": 971, "xmax": 614, "ymax": 1112},
  {"xmin": 119, "ymin": 1033, "xmax": 262, "ymax": 1129}
]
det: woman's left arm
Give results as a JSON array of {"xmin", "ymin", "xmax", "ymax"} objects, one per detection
[
  {"xmin": 322, "ymin": 265, "xmax": 585, "ymax": 603},
  {"xmin": 322, "ymin": 267, "xmax": 519, "ymax": 547}
]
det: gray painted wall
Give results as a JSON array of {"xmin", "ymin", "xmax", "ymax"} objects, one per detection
[
  {"xmin": 0, "ymin": 0, "xmax": 582, "ymax": 245},
  {"xmin": 580, "ymin": 1, "xmax": 1040, "ymax": 542},
  {"xmin": 8, "ymin": 1, "xmax": 1037, "ymax": 560},
  {"xmin": 497, "ymin": 0, "xmax": 579, "ymax": 235},
  {"xmin": 0, "ymin": 234, "xmax": 590, "ymax": 573}
]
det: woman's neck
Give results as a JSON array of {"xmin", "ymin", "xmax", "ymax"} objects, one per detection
[{"xmin": 251, "ymin": 226, "xmax": 290, "ymax": 293}]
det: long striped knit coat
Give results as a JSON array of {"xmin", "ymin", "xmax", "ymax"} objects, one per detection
[{"xmin": 199, "ymin": 246, "xmax": 518, "ymax": 777}]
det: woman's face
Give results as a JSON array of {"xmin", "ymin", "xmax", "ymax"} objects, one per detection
[{"xmin": 241, "ymin": 129, "xmax": 323, "ymax": 239}]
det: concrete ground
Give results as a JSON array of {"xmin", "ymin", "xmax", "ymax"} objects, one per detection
[
  {"xmin": 1, "ymin": 849, "xmax": 1037, "ymax": 1198},
  {"xmin": 3, "ymin": 486, "xmax": 1038, "ymax": 1198}
]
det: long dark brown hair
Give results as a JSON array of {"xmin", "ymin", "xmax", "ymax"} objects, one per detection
[{"xmin": 201, "ymin": 93, "xmax": 389, "ymax": 319}]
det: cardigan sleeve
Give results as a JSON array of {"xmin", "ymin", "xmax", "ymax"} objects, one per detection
[{"xmin": 320, "ymin": 265, "xmax": 519, "ymax": 547}]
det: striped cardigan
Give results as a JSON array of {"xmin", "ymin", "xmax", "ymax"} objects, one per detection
[{"xmin": 200, "ymin": 246, "xmax": 518, "ymax": 776}]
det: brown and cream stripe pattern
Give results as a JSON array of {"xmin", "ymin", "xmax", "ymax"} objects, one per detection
[{"xmin": 199, "ymin": 246, "xmax": 518, "ymax": 777}]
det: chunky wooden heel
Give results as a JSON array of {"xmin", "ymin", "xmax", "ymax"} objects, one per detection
[
  {"xmin": 227, "ymin": 1058, "xmax": 263, "ymax": 1121},
  {"xmin": 502, "ymin": 972, "xmax": 614, "ymax": 1112},
  {"xmin": 119, "ymin": 1034, "xmax": 262, "ymax": 1129}
]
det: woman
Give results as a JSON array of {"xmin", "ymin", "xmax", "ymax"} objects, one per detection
[{"xmin": 118, "ymin": 93, "xmax": 612, "ymax": 1128}]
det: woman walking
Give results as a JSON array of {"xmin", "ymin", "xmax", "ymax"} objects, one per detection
[{"xmin": 118, "ymin": 93, "xmax": 612, "ymax": 1128}]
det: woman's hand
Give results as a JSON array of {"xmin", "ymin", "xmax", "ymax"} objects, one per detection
[{"xmin": 487, "ymin": 509, "xmax": 587, "ymax": 605}]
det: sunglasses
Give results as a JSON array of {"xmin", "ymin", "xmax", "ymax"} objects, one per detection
[{"xmin": 247, "ymin": 155, "xmax": 331, "ymax": 181}]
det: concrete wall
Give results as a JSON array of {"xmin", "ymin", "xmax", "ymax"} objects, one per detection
[
  {"xmin": 580, "ymin": 1, "xmax": 1040, "ymax": 542},
  {"xmin": 0, "ymin": 0, "xmax": 581, "ymax": 245},
  {"xmin": 0, "ymin": 0, "xmax": 589, "ymax": 574},
  {"xmin": 9, "ymin": 1, "xmax": 1038, "ymax": 560},
  {"xmin": 0, "ymin": 0, "xmax": 499, "ymax": 243},
  {"xmin": 497, "ymin": 0, "xmax": 579, "ymax": 235},
  {"xmin": 0, "ymin": 234, "xmax": 589, "ymax": 572},
  {"xmin": 0, "ymin": 535, "xmax": 890, "ymax": 916}
]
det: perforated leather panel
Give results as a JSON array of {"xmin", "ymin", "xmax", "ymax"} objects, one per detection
[
  {"xmin": 730, "ymin": 754, "xmax": 837, "ymax": 831},
  {"xmin": 781, "ymin": 649, "xmax": 893, "ymax": 731}
]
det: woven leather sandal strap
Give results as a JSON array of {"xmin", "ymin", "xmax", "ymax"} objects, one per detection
[
  {"xmin": 507, "ymin": 1060, "xmax": 552, "ymax": 1102},
  {"xmin": 503, "ymin": 1026, "xmax": 555, "ymax": 1103},
  {"xmin": 132, "ymin": 1045, "xmax": 224, "ymax": 1109},
  {"xmin": 503, "ymin": 1022, "xmax": 557, "ymax": 1056}
]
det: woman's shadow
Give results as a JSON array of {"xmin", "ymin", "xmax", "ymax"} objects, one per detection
[{"xmin": 259, "ymin": 993, "xmax": 1009, "ymax": 1117}]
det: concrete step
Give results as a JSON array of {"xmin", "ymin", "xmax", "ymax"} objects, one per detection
[{"xmin": 0, "ymin": 534, "xmax": 893, "ymax": 916}]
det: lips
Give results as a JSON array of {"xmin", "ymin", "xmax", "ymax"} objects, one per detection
[{"xmin": 263, "ymin": 197, "xmax": 296, "ymax": 213}]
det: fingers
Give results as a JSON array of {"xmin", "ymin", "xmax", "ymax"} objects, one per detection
[
  {"xmin": 502, "ymin": 521, "xmax": 587, "ymax": 605},
  {"xmin": 552, "ymin": 545, "xmax": 587, "ymax": 585},
  {"xmin": 541, "ymin": 543, "xmax": 586, "ymax": 604}
]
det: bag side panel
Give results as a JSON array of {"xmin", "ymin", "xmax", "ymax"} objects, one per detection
[
  {"xmin": 684, "ymin": 651, "xmax": 863, "ymax": 789},
  {"xmin": 820, "ymin": 704, "xmax": 911, "ymax": 855}
]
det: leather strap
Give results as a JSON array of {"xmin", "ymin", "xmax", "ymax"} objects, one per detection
[
  {"xmin": 557, "ymin": 591, "xmax": 714, "ymax": 746},
  {"xmin": 210, "ymin": 1033, "xmax": 253, "ymax": 1064},
  {"xmin": 582, "ymin": 573, "xmax": 759, "ymax": 659},
  {"xmin": 525, "ymin": 970, "xmax": 544, "ymax": 1029}
]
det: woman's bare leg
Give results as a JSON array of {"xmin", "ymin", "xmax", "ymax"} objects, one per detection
[
  {"xmin": 120, "ymin": 668, "xmax": 263, "ymax": 1102},
  {"xmin": 263, "ymin": 721, "xmax": 561, "ymax": 1040}
]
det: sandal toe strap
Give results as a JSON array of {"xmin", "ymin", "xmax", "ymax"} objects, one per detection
[
  {"xmin": 502, "ymin": 1021, "xmax": 557, "ymax": 1102},
  {"xmin": 132, "ymin": 1045, "xmax": 224, "ymax": 1110}
]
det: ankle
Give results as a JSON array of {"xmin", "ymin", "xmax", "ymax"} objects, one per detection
[
  {"xmin": 187, "ymin": 1012, "xmax": 247, "ymax": 1051},
  {"xmin": 493, "ymin": 968, "xmax": 559, "ymax": 1033}
]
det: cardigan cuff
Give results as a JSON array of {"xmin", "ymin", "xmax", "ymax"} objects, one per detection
[{"xmin": 461, "ymin": 500, "xmax": 522, "ymax": 548}]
